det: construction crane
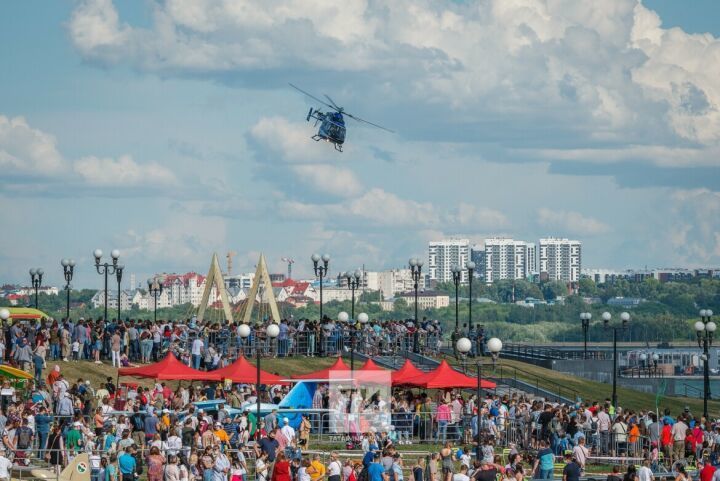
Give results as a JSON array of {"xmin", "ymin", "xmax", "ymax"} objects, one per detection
[
  {"xmin": 226, "ymin": 251, "xmax": 237, "ymax": 275},
  {"xmin": 281, "ymin": 257, "xmax": 295, "ymax": 280}
]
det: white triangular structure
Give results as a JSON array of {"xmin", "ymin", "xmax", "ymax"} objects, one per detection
[
  {"xmin": 241, "ymin": 253, "xmax": 281, "ymax": 324},
  {"xmin": 197, "ymin": 253, "xmax": 234, "ymax": 324}
]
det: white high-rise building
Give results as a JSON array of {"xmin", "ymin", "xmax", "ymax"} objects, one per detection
[
  {"xmin": 483, "ymin": 238, "xmax": 537, "ymax": 283},
  {"xmin": 539, "ymin": 238, "xmax": 582, "ymax": 282},
  {"xmin": 428, "ymin": 239, "xmax": 470, "ymax": 283}
]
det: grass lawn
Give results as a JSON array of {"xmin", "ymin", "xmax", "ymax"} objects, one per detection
[
  {"xmin": 44, "ymin": 353, "xmax": 719, "ymax": 418},
  {"xmin": 441, "ymin": 355, "xmax": 720, "ymax": 415}
]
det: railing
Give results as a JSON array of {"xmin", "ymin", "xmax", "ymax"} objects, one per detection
[
  {"xmin": 620, "ymin": 365, "xmax": 665, "ymax": 379},
  {"xmin": 681, "ymin": 383, "xmax": 707, "ymax": 399},
  {"xmin": 502, "ymin": 343, "xmax": 612, "ymax": 361},
  {"xmin": 149, "ymin": 328, "xmax": 445, "ymax": 367},
  {"xmin": 491, "ymin": 363, "xmax": 581, "ymax": 404}
]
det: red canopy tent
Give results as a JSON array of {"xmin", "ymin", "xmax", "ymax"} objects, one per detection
[
  {"xmin": 358, "ymin": 359, "xmax": 386, "ymax": 371},
  {"xmin": 118, "ymin": 353, "xmax": 215, "ymax": 381},
  {"xmin": 414, "ymin": 360, "xmax": 496, "ymax": 389},
  {"xmin": 292, "ymin": 357, "xmax": 350, "ymax": 380},
  {"xmin": 391, "ymin": 360, "xmax": 427, "ymax": 386},
  {"xmin": 210, "ymin": 356, "xmax": 289, "ymax": 385}
]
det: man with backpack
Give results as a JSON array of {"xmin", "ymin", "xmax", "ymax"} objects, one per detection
[{"xmin": 14, "ymin": 418, "xmax": 33, "ymax": 465}]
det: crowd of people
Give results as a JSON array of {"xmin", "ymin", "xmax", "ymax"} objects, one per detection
[
  {"xmin": 0, "ymin": 315, "xmax": 715, "ymax": 481},
  {"xmin": 1, "ymin": 316, "xmax": 492, "ymax": 378}
]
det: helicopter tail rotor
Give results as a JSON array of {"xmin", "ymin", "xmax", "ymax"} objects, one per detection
[{"xmin": 306, "ymin": 107, "xmax": 313, "ymax": 122}]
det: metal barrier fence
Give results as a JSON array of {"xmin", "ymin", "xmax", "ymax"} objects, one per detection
[{"xmin": 165, "ymin": 328, "xmax": 444, "ymax": 363}]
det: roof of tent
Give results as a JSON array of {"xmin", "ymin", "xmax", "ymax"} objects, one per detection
[
  {"xmin": 358, "ymin": 359, "xmax": 386, "ymax": 371},
  {"xmin": 0, "ymin": 365, "xmax": 34, "ymax": 380},
  {"xmin": 210, "ymin": 356, "xmax": 288, "ymax": 385},
  {"xmin": 292, "ymin": 357, "xmax": 350, "ymax": 380},
  {"xmin": 390, "ymin": 359, "xmax": 427, "ymax": 386},
  {"xmin": 119, "ymin": 353, "xmax": 216, "ymax": 381},
  {"xmin": 415, "ymin": 360, "xmax": 496, "ymax": 389},
  {"xmin": 2, "ymin": 307, "xmax": 51, "ymax": 321}
]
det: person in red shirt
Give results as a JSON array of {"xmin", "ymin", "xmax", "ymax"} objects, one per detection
[
  {"xmin": 699, "ymin": 461, "xmax": 716, "ymax": 481},
  {"xmin": 271, "ymin": 452, "xmax": 292, "ymax": 481},
  {"xmin": 661, "ymin": 421, "xmax": 672, "ymax": 460}
]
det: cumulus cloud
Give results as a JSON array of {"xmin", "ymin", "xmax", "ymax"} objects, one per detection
[
  {"xmin": 0, "ymin": 115, "xmax": 65, "ymax": 175},
  {"xmin": 665, "ymin": 189, "xmax": 720, "ymax": 265},
  {"xmin": 248, "ymin": 116, "xmax": 365, "ymax": 200},
  {"xmin": 537, "ymin": 208, "xmax": 611, "ymax": 235},
  {"xmin": 67, "ymin": 0, "xmax": 720, "ymax": 168},
  {"xmin": 0, "ymin": 113, "xmax": 179, "ymax": 192},
  {"xmin": 74, "ymin": 155, "xmax": 178, "ymax": 187}
]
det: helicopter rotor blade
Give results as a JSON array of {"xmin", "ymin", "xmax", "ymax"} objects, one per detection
[
  {"xmin": 289, "ymin": 83, "xmax": 338, "ymax": 111},
  {"xmin": 324, "ymin": 94, "xmax": 341, "ymax": 111},
  {"xmin": 343, "ymin": 112, "xmax": 395, "ymax": 133}
]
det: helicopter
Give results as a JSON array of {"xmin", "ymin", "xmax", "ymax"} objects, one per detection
[{"xmin": 289, "ymin": 83, "xmax": 393, "ymax": 152}]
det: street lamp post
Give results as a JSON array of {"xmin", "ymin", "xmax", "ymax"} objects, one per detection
[
  {"xmin": 311, "ymin": 253, "xmax": 330, "ymax": 356},
  {"xmin": 695, "ymin": 309, "xmax": 716, "ymax": 420},
  {"xmin": 457, "ymin": 335, "xmax": 502, "ymax": 461},
  {"xmin": 451, "ymin": 265, "xmax": 461, "ymax": 332},
  {"xmin": 94, "ymin": 249, "xmax": 120, "ymax": 321},
  {"xmin": 61, "ymin": 259, "xmax": 76, "ymax": 321},
  {"xmin": 467, "ymin": 261, "xmax": 475, "ymax": 331},
  {"xmin": 639, "ymin": 352, "xmax": 648, "ymax": 376},
  {"xmin": 344, "ymin": 270, "xmax": 362, "ymax": 320},
  {"xmin": 29, "ymin": 268, "xmax": 44, "ymax": 309},
  {"xmin": 115, "ymin": 264, "xmax": 124, "ymax": 322},
  {"xmin": 239, "ymin": 323, "xmax": 279, "ymax": 429},
  {"xmin": 652, "ymin": 353, "xmax": 659, "ymax": 377},
  {"xmin": 603, "ymin": 311, "xmax": 630, "ymax": 411},
  {"xmin": 408, "ymin": 258, "xmax": 423, "ymax": 325},
  {"xmin": 0, "ymin": 308, "xmax": 9, "ymax": 325},
  {"xmin": 147, "ymin": 277, "xmax": 163, "ymax": 324},
  {"xmin": 580, "ymin": 312, "xmax": 592, "ymax": 359}
]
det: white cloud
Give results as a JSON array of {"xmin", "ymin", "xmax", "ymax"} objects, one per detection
[
  {"xmin": 67, "ymin": 0, "xmax": 720, "ymax": 166},
  {"xmin": 0, "ymin": 115, "xmax": 65, "ymax": 174},
  {"xmin": 665, "ymin": 189, "xmax": 720, "ymax": 265},
  {"xmin": 537, "ymin": 208, "xmax": 611, "ymax": 235},
  {"xmin": 449, "ymin": 203, "xmax": 509, "ymax": 228},
  {"xmin": 0, "ymin": 113, "xmax": 179, "ymax": 191},
  {"xmin": 74, "ymin": 155, "xmax": 178, "ymax": 187},
  {"xmin": 292, "ymin": 164, "xmax": 363, "ymax": 198}
]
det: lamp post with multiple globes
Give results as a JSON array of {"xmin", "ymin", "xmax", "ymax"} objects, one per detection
[
  {"xmin": 457, "ymin": 335, "xmax": 502, "ymax": 461},
  {"xmin": 344, "ymin": 270, "xmax": 362, "ymax": 320},
  {"xmin": 580, "ymin": 312, "xmax": 592, "ymax": 359},
  {"xmin": 29, "ymin": 268, "xmax": 44, "ymax": 309},
  {"xmin": 147, "ymin": 277, "xmax": 163, "ymax": 324},
  {"xmin": 94, "ymin": 249, "xmax": 120, "ymax": 321},
  {"xmin": 408, "ymin": 258, "xmax": 423, "ymax": 325},
  {"xmin": 311, "ymin": 253, "xmax": 330, "ymax": 356},
  {"xmin": 61, "ymin": 259, "xmax": 76, "ymax": 321},
  {"xmin": 695, "ymin": 309, "xmax": 715, "ymax": 420},
  {"xmin": 603, "ymin": 311, "xmax": 630, "ymax": 411},
  {"xmin": 239, "ymin": 323, "xmax": 279, "ymax": 425}
]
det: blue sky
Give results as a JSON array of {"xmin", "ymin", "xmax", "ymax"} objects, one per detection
[{"xmin": 1, "ymin": 0, "xmax": 719, "ymax": 289}]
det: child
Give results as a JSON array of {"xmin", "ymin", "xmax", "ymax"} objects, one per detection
[
  {"xmin": 72, "ymin": 340, "xmax": 80, "ymax": 361},
  {"xmin": 458, "ymin": 446, "xmax": 471, "ymax": 469}
]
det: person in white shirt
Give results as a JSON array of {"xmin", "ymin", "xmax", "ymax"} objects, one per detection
[
  {"xmin": 638, "ymin": 459, "xmax": 654, "ymax": 481},
  {"xmin": 0, "ymin": 450, "xmax": 12, "ymax": 481},
  {"xmin": 452, "ymin": 465, "xmax": 470, "ymax": 481},
  {"xmin": 191, "ymin": 338, "xmax": 204, "ymax": 369},
  {"xmin": 280, "ymin": 418, "xmax": 296, "ymax": 445}
]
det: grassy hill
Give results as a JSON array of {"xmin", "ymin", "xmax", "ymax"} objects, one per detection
[
  {"xmin": 440, "ymin": 355, "xmax": 720, "ymax": 415},
  {"xmin": 43, "ymin": 355, "xmax": 718, "ymax": 417}
]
